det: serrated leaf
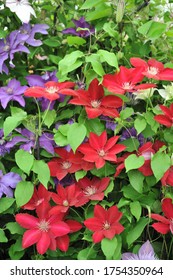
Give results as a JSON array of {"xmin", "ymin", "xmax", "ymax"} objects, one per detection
[
  {"xmin": 125, "ymin": 154, "xmax": 145, "ymax": 172},
  {"xmin": 15, "ymin": 150, "xmax": 34, "ymax": 175},
  {"xmin": 15, "ymin": 181, "xmax": 34, "ymax": 207},
  {"xmin": 67, "ymin": 123, "xmax": 87, "ymax": 152}
]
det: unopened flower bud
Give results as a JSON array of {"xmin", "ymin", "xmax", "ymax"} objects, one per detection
[{"xmin": 116, "ymin": 0, "xmax": 125, "ymax": 23}]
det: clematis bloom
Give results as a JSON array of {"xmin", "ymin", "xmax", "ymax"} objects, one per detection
[
  {"xmin": 78, "ymin": 131, "xmax": 126, "ymax": 169},
  {"xmin": 6, "ymin": 0, "xmax": 36, "ymax": 23},
  {"xmin": 154, "ymin": 104, "xmax": 173, "ymax": 127},
  {"xmin": 24, "ymin": 81, "xmax": 76, "ymax": 101},
  {"xmin": 15, "ymin": 201, "xmax": 71, "ymax": 255},
  {"xmin": 151, "ymin": 198, "xmax": 173, "ymax": 234},
  {"xmin": 122, "ymin": 240, "xmax": 158, "ymax": 260},
  {"xmin": 102, "ymin": 66, "xmax": 155, "ymax": 95},
  {"xmin": 69, "ymin": 78, "xmax": 122, "ymax": 118},
  {"xmin": 84, "ymin": 205, "xmax": 124, "ymax": 243},
  {"xmin": 130, "ymin": 57, "xmax": 173, "ymax": 81}
]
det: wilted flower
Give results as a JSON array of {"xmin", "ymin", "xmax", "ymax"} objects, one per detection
[
  {"xmin": 6, "ymin": 0, "xmax": 36, "ymax": 23},
  {"xmin": 0, "ymin": 170, "xmax": 22, "ymax": 198},
  {"xmin": 0, "ymin": 78, "xmax": 27, "ymax": 109},
  {"xmin": 62, "ymin": 16, "xmax": 95, "ymax": 37},
  {"xmin": 122, "ymin": 240, "xmax": 158, "ymax": 260}
]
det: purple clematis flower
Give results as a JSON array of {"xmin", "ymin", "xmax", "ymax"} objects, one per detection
[
  {"xmin": 100, "ymin": 116, "xmax": 117, "ymax": 131},
  {"xmin": 19, "ymin": 23, "xmax": 49, "ymax": 47},
  {"xmin": 0, "ymin": 170, "xmax": 22, "ymax": 198},
  {"xmin": 0, "ymin": 78, "xmax": 27, "ymax": 109},
  {"xmin": 122, "ymin": 240, "xmax": 158, "ymax": 260},
  {"xmin": 6, "ymin": 128, "xmax": 55, "ymax": 155},
  {"xmin": 120, "ymin": 127, "xmax": 145, "ymax": 146},
  {"xmin": 0, "ymin": 129, "xmax": 11, "ymax": 157},
  {"xmin": 0, "ymin": 30, "xmax": 30, "ymax": 73},
  {"xmin": 62, "ymin": 16, "xmax": 95, "ymax": 37}
]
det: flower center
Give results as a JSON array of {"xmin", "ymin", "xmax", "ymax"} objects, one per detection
[
  {"xmin": 6, "ymin": 88, "xmax": 13, "ymax": 94},
  {"xmin": 141, "ymin": 151, "xmax": 153, "ymax": 160},
  {"xmin": 35, "ymin": 198, "xmax": 44, "ymax": 207},
  {"xmin": 46, "ymin": 86, "xmax": 58, "ymax": 94},
  {"xmin": 38, "ymin": 219, "xmax": 49, "ymax": 232},
  {"xmin": 62, "ymin": 199, "xmax": 69, "ymax": 207},
  {"xmin": 3, "ymin": 45, "xmax": 10, "ymax": 52},
  {"xmin": 98, "ymin": 149, "xmax": 106, "ymax": 157},
  {"xmin": 147, "ymin": 67, "xmax": 159, "ymax": 76},
  {"xmin": 122, "ymin": 82, "xmax": 133, "ymax": 90},
  {"xmin": 91, "ymin": 100, "xmax": 101, "ymax": 108},
  {"xmin": 103, "ymin": 221, "xmax": 111, "ymax": 230},
  {"xmin": 62, "ymin": 161, "xmax": 72, "ymax": 169},
  {"xmin": 83, "ymin": 186, "xmax": 97, "ymax": 196}
]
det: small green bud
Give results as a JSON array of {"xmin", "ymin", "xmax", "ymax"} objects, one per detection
[{"xmin": 116, "ymin": 0, "xmax": 125, "ymax": 23}]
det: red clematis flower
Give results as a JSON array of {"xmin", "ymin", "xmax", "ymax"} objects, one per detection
[
  {"xmin": 23, "ymin": 184, "xmax": 52, "ymax": 210},
  {"xmin": 48, "ymin": 148, "xmax": 94, "ymax": 180},
  {"xmin": 151, "ymin": 198, "xmax": 173, "ymax": 234},
  {"xmin": 161, "ymin": 166, "xmax": 173, "ymax": 187},
  {"xmin": 49, "ymin": 184, "xmax": 82, "ymax": 215},
  {"xmin": 15, "ymin": 201, "xmax": 70, "ymax": 255},
  {"xmin": 24, "ymin": 81, "xmax": 76, "ymax": 101},
  {"xmin": 84, "ymin": 204, "xmax": 124, "ymax": 243},
  {"xmin": 69, "ymin": 78, "xmax": 122, "ymax": 118},
  {"xmin": 76, "ymin": 176, "xmax": 110, "ymax": 206},
  {"xmin": 78, "ymin": 131, "xmax": 126, "ymax": 169},
  {"xmin": 56, "ymin": 219, "xmax": 82, "ymax": 252},
  {"xmin": 130, "ymin": 57, "xmax": 173, "ymax": 80},
  {"xmin": 154, "ymin": 104, "xmax": 173, "ymax": 127},
  {"xmin": 102, "ymin": 66, "xmax": 155, "ymax": 95}
]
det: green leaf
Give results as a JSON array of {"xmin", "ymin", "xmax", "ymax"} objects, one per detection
[
  {"xmin": 6, "ymin": 222, "xmax": 25, "ymax": 235},
  {"xmin": 15, "ymin": 181, "xmax": 34, "ymax": 207},
  {"xmin": 15, "ymin": 149, "xmax": 34, "ymax": 175},
  {"xmin": 32, "ymin": 160, "xmax": 50, "ymax": 187},
  {"xmin": 101, "ymin": 236, "xmax": 117, "ymax": 259},
  {"xmin": 138, "ymin": 21, "xmax": 167, "ymax": 40},
  {"xmin": 67, "ymin": 123, "xmax": 87, "ymax": 152},
  {"xmin": 103, "ymin": 22, "xmax": 118, "ymax": 37},
  {"xmin": 130, "ymin": 201, "xmax": 142, "ymax": 221},
  {"xmin": 86, "ymin": 6, "xmax": 112, "ymax": 21},
  {"xmin": 128, "ymin": 170, "xmax": 144, "ymax": 193},
  {"xmin": 80, "ymin": 0, "xmax": 105, "ymax": 9},
  {"xmin": 43, "ymin": 37, "xmax": 60, "ymax": 47},
  {"xmin": 0, "ymin": 198, "xmax": 15, "ymax": 213},
  {"xmin": 85, "ymin": 118, "xmax": 105, "ymax": 135},
  {"xmin": 54, "ymin": 131, "xmax": 68, "ymax": 147},
  {"xmin": 85, "ymin": 54, "xmax": 105, "ymax": 76},
  {"xmin": 134, "ymin": 118, "xmax": 147, "ymax": 134},
  {"xmin": 91, "ymin": 162, "xmax": 115, "ymax": 177},
  {"xmin": 126, "ymin": 217, "xmax": 149, "ymax": 246},
  {"xmin": 0, "ymin": 229, "xmax": 8, "ymax": 243},
  {"xmin": 77, "ymin": 247, "xmax": 97, "ymax": 260},
  {"xmin": 3, "ymin": 111, "xmax": 27, "ymax": 137},
  {"xmin": 121, "ymin": 138, "xmax": 139, "ymax": 152},
  {"xmin": 104, "ymin": 180, "xmax": 114, "ymax": 197},
  {"xmin": 125, "ymin": 154, "xmax": 145, "ymax": 172},
  {"xmin": 43, "ymin": 110, "xmax": 56, "ymax": 128},
  {"xmin": 9, "ymin": 238, "xmax": 24, "ymax": 260},
  {"xmin": 67, "ymin": 36, "xmax": 86, "ymax": 46},
  {"xmin": 58, "ymin": 51, "xmax": 84, "ymax": 75},
  {"xmin": 120, "ymin": 107, "xmax": 134, "ymax": 119},
  {"xmin": 75, "ymin": 170, "xmax": 87, "ymax": 182},
  {"xmin": 97, "ymin": 50, "xmax": 118, "ymax": 69},
  {"xmin": 151, "ymin": 152, "xmax": 171, "ymax": 182}
]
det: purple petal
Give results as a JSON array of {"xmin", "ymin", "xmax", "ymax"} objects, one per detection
[
  {"xmin": 138, "ymin": 240, "xmax": 156, "ymax": 260},
  {"xmin": 0, "ymin": 184, "xmax": 14, "ymax": 197},
  {"xmin": 12, "ymin": 95, "xmax": 25, "ymax": 107},
  {"xmin": 62, "ymin": 28, "xmax": 79, "ymax": 36},
  {"xmin": 20, "ymin": 141, "xmax": 35, "ymax": 152},
  {"xmin": 26, "ymin": 74, "xmax": 45, "ymax": 87},
  {"xmin": 0, "ymin": 53, "xmax": 8, "ymax": 72},
  {"xmin": 0, "ymin": 95, "xmax": 12, "ymax": 109},
  {"xmin": 5, "ymin": 136, "xmax": 29, "ymax": 148},
  {"xmin": 121, "ymin": 253, "xmax": 139, "ymax": 260},
  {"xmin": 39, "ymin": 133, "xmax": 55, "ymax": 154},
  {"xmin": 1, "ymin": 172, "xmax": 22, "ymax": 188}
]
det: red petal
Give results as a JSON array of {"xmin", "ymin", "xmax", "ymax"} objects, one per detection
[
  {"xmin": 154, "ymin": 115, "xmax": 172, "ymax": 127},
  {"xmin": 101, "ymin": 95, "xmax": 123, "ymax": 108},
  {"xmin": 84, "ymin": 217, "xmax": 103, "ymax": 231},
  {"xmin": 160, "ymin": 105, "xmax": 172, "ymax": 118},
  {"xmin": 162, "ymin": 198, "xmax": 173, "ymax": 220},
  {"xmin": 88, "ymin": 78, "xmax": 104, "ymax": 100},
  {"xmin": 50, "ymin": 221, "xmax": 70, "ymax": 237},
  {"xmin": 56, "ymin": 235, "xmax": 69, "ymax": 252},
  {"xmin": 24, "ymin": 87, "xmax": 45, "ymax": 98},
  {"xmin": 94, "ymin": 204, "xmax": 107, "ymax": 220},
  {"xmin": 36, "ymin": 232, "xmax": 50, "ymax": 255},
  {"xmin": 85, "ymin": 107, "xmax": 103, "ymax": 118},
  {"xmin": 16, "ymin": 213, "xmax": 38, "ymax": 229},
  {"xmin": 130, "ymin": 57, "xmax": 148, "ymax": 68},
  {"xmin": 66, "ymin": 220, "xmax": 82, "ymax": 232},
  {"xmin": 22, "ymin": 229, "xmax": 41, "ymax": 248},
  {"xmin": 92, "ymin": 231, "xmax": 104, "ymax": 243},
  {"xmin": 158, "ymin": 68, "xmax": 173, "ymax": 81},
  {"xmin": 107, "ymin": 206, "xmax": 123, "ymax": 223},
  {"xmin": 152, "ymin": 222, "xmax": 170, "ymax": 234},
  {"xmin": 89, "ymin": 131, "xmax": 107, "ymax": 150},
  {"xmin": 150, "ymin": 213, "xmax": 170, "ymax": 224}
]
